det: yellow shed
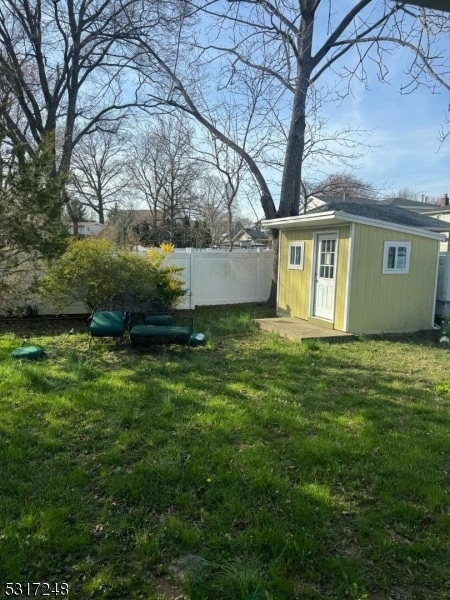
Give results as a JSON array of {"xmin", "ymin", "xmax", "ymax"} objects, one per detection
[{"xmin": 265, "ymin": 201, "xmax": 450, "ymax": 335}]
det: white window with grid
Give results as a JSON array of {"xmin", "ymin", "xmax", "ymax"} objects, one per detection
[
  {"xmin": 288, "ymin": 242, "xmax": 305, "ymax": 270},
  {"xmin": 383, "ymin": 242, "xmax": 411, "ymax": 274}
]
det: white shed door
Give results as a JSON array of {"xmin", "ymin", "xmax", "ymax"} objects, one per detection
[{"xmin": 313, "ymin": 234, "xmax": 337, "ymax": 321}]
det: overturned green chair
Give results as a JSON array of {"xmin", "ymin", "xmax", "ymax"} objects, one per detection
[{"xmin": 88, "ymin": 310, "xmax": 127, "ymax": 349}]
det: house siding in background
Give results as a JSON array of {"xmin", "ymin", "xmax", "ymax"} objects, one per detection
[{"xmin": 68, "ymin": 222, "xmax": 105, "ymax": 236}]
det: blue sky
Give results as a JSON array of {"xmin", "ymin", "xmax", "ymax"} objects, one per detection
[
  {"xmin": 304, "ymin": 2, "xmax": 450, "ymax": 201},
  {"xmin": 244, "ymin": 82, "xmax": 449, "ymax": 221},
  {"xmin": 228, "ymin": 1, "xmax": 450, "ymax": 220},
  {"xmin": 324, "ymin": 75, "xmax": 450, "ymax": 199}
]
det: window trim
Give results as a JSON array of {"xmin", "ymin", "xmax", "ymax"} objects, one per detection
[
  {"xmin": 382, "ymin": 241, "xmax": 411, "ymax": 274},
  {"xmin": 288, "ymin": 241, "xmax": 305, "ymax": 270}
]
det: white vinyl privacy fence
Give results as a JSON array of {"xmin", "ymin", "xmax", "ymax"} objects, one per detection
[
  {"xmin": 143, "ymin": 248, "xmax": 273, "ymax": 310},
  {"xmin": 8, "ymin": 248, "xmax": 272, "ymax": 315}
]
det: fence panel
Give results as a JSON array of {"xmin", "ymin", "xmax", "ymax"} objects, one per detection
[
  {"xmin": 166, "ymin": 249, "xmax": 272, "ymax": 309},
  {"xmin": 2, "ymin": 249, "xmax": 272, "ymax": 315}
]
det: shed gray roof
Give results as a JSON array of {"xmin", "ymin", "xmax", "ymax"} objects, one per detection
[
  {"xmin": 308, "ymin": 200, "xmax": 450, "ymax": 231},
  {"xmin": 310, "ymin": 194, "xmax": 379, "ymax": 205}
]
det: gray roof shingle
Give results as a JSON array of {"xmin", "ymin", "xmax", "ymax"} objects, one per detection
[
  {"xmin": 310, "ymin": 194, "xmax": 380, "ymax": 205},
  {"xmin": 308, "ymin": 200, "xmax": 450, "ymax": 231},
  {"xmin": 380, "ymin": 197, "xmax": 438, "ymax": 209}
]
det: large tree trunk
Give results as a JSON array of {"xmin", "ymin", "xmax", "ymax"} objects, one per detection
[
  {"xmin": 267, "ymin": 5, "xmax": 315, "ymax": 307},
  {"xmin": 267, "ymin": 229, "xmax": 279, "ymax": 309},
  {"xmin": 98, "ymin": 197, "xmax": 105, "ymax": 225},
  {"xmin": 278, "ymin": 4, "xmax": 315, "ymax": 219},
  {"xmin": 64, "ymin": 192, "xmax": 79, "ymax": 237},
  {"xmin": 227, "ymin": 204, "xmax": 234, "ymax": 252}
]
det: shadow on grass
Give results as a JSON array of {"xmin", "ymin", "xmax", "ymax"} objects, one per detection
[{"xmin": 0, "ymin": 323, "xmax": 449, "ymax": 599}]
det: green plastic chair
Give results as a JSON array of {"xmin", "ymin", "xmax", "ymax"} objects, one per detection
[{"xmin": 88, "ymin": 310, "xmax": 126, "ymax": 349}]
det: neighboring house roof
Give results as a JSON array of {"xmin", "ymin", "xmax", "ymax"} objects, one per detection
[
  {"xmin": 381, "ymin": 197, "xmax": 432, "ymax": 208},
  {"xmin": 234, "ymin": 228, "xmax": 270, "ymax": 242},
  {"xmin": 230, "ymin": 221, "xmax": 247, "ymax": 236},
  {"xmin": 263, "ymin": 199, "xmax": 450, "ymax": 241},
  {"xmin": 221, "ymin": 223, "xmax": 271, "ymax": 245},
  {"xmin": 380, "ymin": 197, "xmax": 450, "ymax": 216}
]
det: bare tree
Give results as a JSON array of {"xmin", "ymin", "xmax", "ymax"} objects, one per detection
[
  {"xmin": 438, "ymin": 112, "xmax": 450, "ymax": 146},
  {"xmin": 307, "ymin": 172, "xmax": 379, "ymax": 202},
  {"xmin": 197, "ymin": 2, "xmax": 449, "ymax": 212},
  {"xmin": 195, "ymin": 174, "xmax": 229, "ymax": 246},
  {"xmin": 126, "ymin": 115, "xmax": 201, "ymax": 243},
  {"xmin": 393, "ymin": 187, "xmax": 422, "ymax": 202},
  {"xmin": 0, "ymin": 0, "xmax": 188, "ymax": 233},
  {"xmin": 131, "ymin": 0, "xmax": 450, "ymax": 303},
  {"xmin": 101, "ymin": 202, "xmax": 140, "ymax": 249},
  {"xmin": 69, "ymin": 130, "xmax": 130, "ymax": 224},
  {"xmin": 194, "ymin": 111, "xmax": 252, "ymax": 250},
  {"xmin": 218, "ymin": 147, "xmax": 244, "ymax": 252}
]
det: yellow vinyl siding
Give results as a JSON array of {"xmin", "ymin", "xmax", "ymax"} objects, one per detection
[
  {"xmin": 278, "ymin": 226, "xmax": 351, "ymax": 328},
  {"xmin": 348, "ymin": 224, "xmax": 439, "ymax": 334},
  {"xmin": 278, "ymin": 229, "xmax": 314, "ymax": 319},
  {"xmin": 334, "ymin": 227, "xmax": 350, "ymax": 331}
]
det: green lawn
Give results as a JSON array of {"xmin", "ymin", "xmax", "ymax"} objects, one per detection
[{"xmin": 0, "ymin": 305, "xmax": 449, "ymax": 599}]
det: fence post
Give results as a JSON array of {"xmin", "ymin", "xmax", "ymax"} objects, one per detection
[{"xmin": 188, "ymin": 248, "xmax": 194, "ymax": 310}]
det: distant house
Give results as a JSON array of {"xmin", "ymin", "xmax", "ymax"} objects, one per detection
[
  {"xmin": 381, "ymin": 196, "xmax": 450, "ymax": 250},
  {"xmin": 263, "ymin": 199, "xmax": 450, "ymax": 335},
  {"xmin": 220, "ymin": 222, "xmax": 271, "ymax": 248},
  {"xmin": 233, "ymin": 227, "xmax": 271, "ymax": 248},
  {"xmin": 68, "ymin": 221, "xmax": 104, "ymax": 236},
  {"xmin": 380, "ymin": 196, "xmax": 450, "ymax": 213}
]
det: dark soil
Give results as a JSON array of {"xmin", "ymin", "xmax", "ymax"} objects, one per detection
[{"xmin": 0, "ymin": 314, "xmax": 90, "ymax": 336}]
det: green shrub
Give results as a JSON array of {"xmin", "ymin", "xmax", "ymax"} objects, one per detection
[
  {"xmin": 147, "ymin": 243, "xmax": 186, "ymax": 309},
  {"xmin": 39, "ymin": 238, "xmax": 185, "ymax": 310}
]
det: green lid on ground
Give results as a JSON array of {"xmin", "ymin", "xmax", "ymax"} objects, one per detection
[
  {"xmin": 189, "ymin": 333, "xmax": 206, "ymax": 347},
  {"xmin": 11, "ymin": 346, "xmax": 45, "ymax": 360}
]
